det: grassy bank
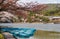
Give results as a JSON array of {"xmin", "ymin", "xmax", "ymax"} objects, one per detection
[{"xmin": 34, "ymin": 30, "xmax": 60, "ymax": 39}]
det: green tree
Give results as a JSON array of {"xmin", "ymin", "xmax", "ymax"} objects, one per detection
[{"xmin": 42, "ymin": 17, "xmax": 49, "ymax": 23}]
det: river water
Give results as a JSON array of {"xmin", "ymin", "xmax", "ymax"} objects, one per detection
[
  {"xmin": 0, "ymin": 23, "xmax": 60, "ymax": 32},
  {"xmin": 0, "ymin": 23, "xmax": 60, "ymax": 39}
]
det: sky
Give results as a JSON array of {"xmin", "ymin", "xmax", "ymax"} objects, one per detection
[
  {"xmin": 16, "ymin": 0, "xmax": 60, "ymax": 7},
  {"xmin": 18, "ymin": 0, "xmax": 60, "ymax": 4}
]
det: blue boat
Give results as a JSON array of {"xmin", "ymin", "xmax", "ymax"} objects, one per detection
[{"xmin": 0, "ymin": 28, "xmax": 36, "ymax": 38}]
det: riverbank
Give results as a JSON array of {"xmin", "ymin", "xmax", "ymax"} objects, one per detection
[
  {"xmin": 33, "ymin": 30, "xmax": 60, "ymax": 39},
  {"xmin": 0, "ymin": 30, "xmax": 60, "ymax": 39}
]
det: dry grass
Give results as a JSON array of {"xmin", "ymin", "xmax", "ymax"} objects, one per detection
[{"xmin": 33, "ymin": 30, "xmax": 60, "ymax": 39}]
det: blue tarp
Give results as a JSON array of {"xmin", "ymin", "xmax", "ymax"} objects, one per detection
[{"xmin": 1, "ymin": 28, "xmax": 36, "ymax": 38}]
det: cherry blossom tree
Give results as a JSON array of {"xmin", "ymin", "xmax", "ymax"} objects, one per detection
[{"xmin": 0, "ymin": 0, "xmax": 48, "ymax": 23}]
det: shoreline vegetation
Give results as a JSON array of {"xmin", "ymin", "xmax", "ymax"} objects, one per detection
[{"xmin": 0, "ymin": 0, "xmax": 60, "ymax": 24}]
